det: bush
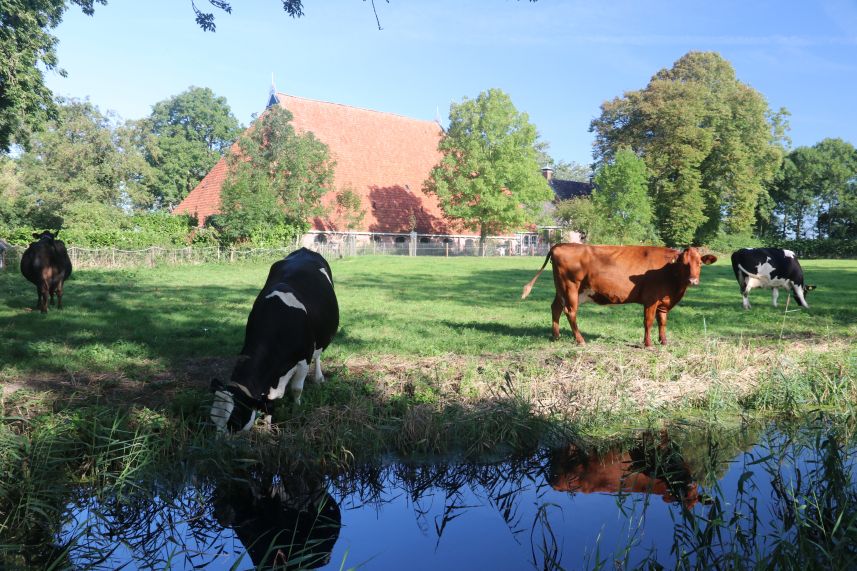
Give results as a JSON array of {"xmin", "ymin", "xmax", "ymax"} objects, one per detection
[{"xmin": 769, "ymin": 238, "xmax": 857, "ymax": 259}]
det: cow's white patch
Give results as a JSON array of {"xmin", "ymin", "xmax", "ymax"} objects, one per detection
[
  {"xmin": 265, "ymin": 290, "xmax": 307, "ymax": 313},
  {"xmin": 240, "ymin": 410, "xmax": 257, "ymax": 432},
  {"xmin": 783, "ymin": 249, "xmax": 795, "ymax": 259},
  {"xmin": 210, "ymin": 390, "xmax": 234, "ymax": 432},
  {"xmin": 268, "ymin": 360, "xmax": 310, "ymax": 402},
  {"xmin": 311, "ymin": 348, "xmax": 324, "ymax": 383},
  {"xmin": 319, "ymin": 267, "xmax": 332, "ymax": 284},
  {"xmin": 793, "ymin": 284, "xmax": 809, "ymax": 308}
]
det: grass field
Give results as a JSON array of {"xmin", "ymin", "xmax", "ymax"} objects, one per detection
[{"xmin": 2, "ymin": 256, "xmax": 855, "ymax": 379}]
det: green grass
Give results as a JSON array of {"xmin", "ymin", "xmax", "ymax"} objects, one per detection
[{"xmin": 2, "ymin": 256, "xmax": 855, "ymax": 381}]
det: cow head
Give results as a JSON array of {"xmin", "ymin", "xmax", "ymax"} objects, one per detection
[
  {"xmin": 210, "ymin": 377, "xmax": 259, "ymax": 433},
  {"xmin": 674, "ymin": 248, "xmax": 717, "ymax": 286},
  {"xmin": 793, "ymin": 283, "xmax": 816, "ymax": 309}
]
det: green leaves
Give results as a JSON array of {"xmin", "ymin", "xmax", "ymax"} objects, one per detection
[
  {"xmin": 425, "ymin": 88, "xmax": 552, "ymax": 242},
  {"xmin": 591, "ymin": 51, "xmax": 786, "ymax": 246},
  {"xmin": 215, "ymin": 106, "xmax": 335, "ymax": 245}
]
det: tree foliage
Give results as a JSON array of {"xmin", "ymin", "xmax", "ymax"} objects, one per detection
[
  {"xmin": 591, "ymin": 148, "xmax": 656, "ymax": 244},
  {"xmin": 213, "ymin": 106, "xmax": 335, "ymax": 245},
  {"xmin": 767, "ymin": 138, "xmax": 857, "ymax": 240},
  {"xmin": 535, "ymin": 144, "xmax": 592, "ymax": 182},
  {"xmin": 12, "ymin": 97, "xmax": 152, "ymax": 228},
  {"xmin": 139, "ymin": 86, "xmax": 241, "ymax": 208},
  {"xmin": 591, "ymin": 51, "xmax": 787, "ymax": 246},
  {"xmin": 424, "ymin": 88, "xmax": 552, "ymax": 244},
  {"xmin": 0, "ymin": 0, "xmax": 104, "ymax": 152}
]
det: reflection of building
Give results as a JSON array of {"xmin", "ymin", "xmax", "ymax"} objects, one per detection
[
  {"xmin": 549, "ymin": 439, "xmax": 702, "ymax": 508},
  {"xmin": 213, "ymin": 472, "xmax": 341, "ymax": 569}
]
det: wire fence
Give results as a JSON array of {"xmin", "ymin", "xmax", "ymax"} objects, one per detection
[{"xmin": 0, "ymin": 231, "xmax": 557, "ymax": 271}]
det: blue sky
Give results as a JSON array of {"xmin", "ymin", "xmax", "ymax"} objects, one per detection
[{"xmin": 46, "ymin": 0, "xmax": 857, "ymax": 165}]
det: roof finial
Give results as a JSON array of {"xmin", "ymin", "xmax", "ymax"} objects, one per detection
[{"xmin": 266, "ymin": 73, "xmax": 279, "ymax": 108}]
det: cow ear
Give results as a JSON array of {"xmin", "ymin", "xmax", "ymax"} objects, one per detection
[{"xmin": 701, "ymin": 254, "xmax": 717, "ymax": 265}]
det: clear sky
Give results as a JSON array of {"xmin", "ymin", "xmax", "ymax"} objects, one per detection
[{"xmin": 45, "ymin": 0, "xmax": 857, "ymax": 165}]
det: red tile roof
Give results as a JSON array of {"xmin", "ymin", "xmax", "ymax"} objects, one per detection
[{"xmin": 174, "ymin": 93, "xmax": 468, "ymax": 235}]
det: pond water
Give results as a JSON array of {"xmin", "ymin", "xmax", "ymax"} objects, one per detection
[{"xmin": 57, "ymin": 416, "xmax": 857, "ymax": 570}]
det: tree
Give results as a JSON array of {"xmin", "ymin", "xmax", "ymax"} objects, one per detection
[
  {"xmin": 0, "ymin": 1, "xmax": 104, "ymax": 152},
  {"xmin": 591, "ymin": 148, "xmax": 656, "ymax": 244},
  {"xmin": 13, "ymin": 97, "xmax": 153, "ymax": 227},
  {"xmin": 769, "ymin": 139, "xmax": 857, "ymax": 239},
  {"xmin": 591, "ymin": 51, "xmax": 787, "ymax": 246},
  {"xmin": 140, "ymin": 87, "xmax": 241, "ymax": 208},
  {"xmin": 214, "ymin": 105, "xmax": 335, "ymax": 245},
  {"xmin": 329, "ymin": 187, "xmax": 366, "ymax": 231},
  {"xmin": 424, "ymin": 88, "xmax": 552, "ymax": 249}
]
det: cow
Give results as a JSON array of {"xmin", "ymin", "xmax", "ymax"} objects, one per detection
[
  {"xmin": 730, "ymin": 248, "xmax": 815, "ymax": 310},
  {"xmin": 521, "ymin": 244, "xmax": 717, "ymax": 347},
  {"xmin": 210, "ymin": 248, "xmax": 339, "ymax": 432},
  {"xmin": 549, "ymin": 438, "xmax": 703, "ymax": 508},
  {"xmin": 213, "ymin": 470, "xmax": 341, "ymax": 569},
  {"xmin": 20, "ymin": 230, "xmax": 73, "ymax": 313}
]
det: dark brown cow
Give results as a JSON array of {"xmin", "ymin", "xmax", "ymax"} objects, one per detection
[
  {"xmin": 521, "ymin": 244, "xmax": 716, "ymax": 347},
  {"xmin": 20, "ymin": 230, "xmax": 73, "ymax": 313}
]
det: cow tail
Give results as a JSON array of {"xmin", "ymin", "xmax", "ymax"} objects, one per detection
[
  {"xmin": 521, "ymin": 248, "xmax": 554, "ymax": 299},
  {"xmin": 737, "ymin": 263, "xmax": 762, "ymax": 280}
]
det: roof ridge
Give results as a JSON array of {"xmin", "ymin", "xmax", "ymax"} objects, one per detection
[{"xmin": 275, "ymin": 92, "xmax": 441, "ymax": 126}]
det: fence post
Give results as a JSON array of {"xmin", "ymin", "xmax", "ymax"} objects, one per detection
[
  {"xmin": 230, "ymin": 248, "xmax": 235, "ymax": 263},
  {"xmin": 111, "ymin": 247, "xmax": 116, "ymax": 266}
]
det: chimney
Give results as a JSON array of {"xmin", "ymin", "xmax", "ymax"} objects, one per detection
[{"xmin": 541, "ymin": 166, "xmax": 554, "ymax": 182}]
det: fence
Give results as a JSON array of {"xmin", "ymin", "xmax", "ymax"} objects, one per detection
[{"xmin": 0, "ymin": 231, "xmax": 559, "ymax": 271}]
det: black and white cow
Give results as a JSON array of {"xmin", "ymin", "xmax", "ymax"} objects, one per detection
[
  {"xmin": 731, "ymin": 248, "xmax": 816, "ymax": 310},
  {"xmin": 211, "ymin": 248, "xmax": 339, "ymax": 432}
]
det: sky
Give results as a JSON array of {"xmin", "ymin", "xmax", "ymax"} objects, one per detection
[{"xmin": 45, "ymin": 0, "xmax": 857, "ymax": 165}]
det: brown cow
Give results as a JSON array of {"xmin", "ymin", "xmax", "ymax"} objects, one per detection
[
  {"xmin": 549, "ymin": 444, "xmax": 702, "ymax": 508},
  {"xmin": 20, "ymin": 230, "xmax": 73, "ymax": 313},
  {"xmin": 521, "ymin": 244, "xmax": 716, "ymax": 347}
]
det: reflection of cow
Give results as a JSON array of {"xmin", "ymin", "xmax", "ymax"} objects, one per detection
[
  {"xmin": 211, "ymin": 248, "xmax": 339, "ymax": 432},
  {"xmin": 20, "ymin": 230, "xmax": 73, "ymax": 313},
  {"xmin": 549, "ymin": 440, "xmax": 702, "ymax": 508},
  {"xmin": 213, "ymin": 473, "xmax": 341, "ymax": 569},
  {"xmin": 522, "ymin": 244, "xmax": 716, "ymax": 346}
]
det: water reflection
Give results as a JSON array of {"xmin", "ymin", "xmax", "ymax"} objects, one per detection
[
  {"xmin": 44, "ymin": 417, "xmax": 857, "ymax": 570},
  {"xmin": 549, "ymin": 433, "xmax": 706, "ymax": 508},
  {"xmin": 212, "ymin": 471, "xmax": 341, "ymax": 569}
]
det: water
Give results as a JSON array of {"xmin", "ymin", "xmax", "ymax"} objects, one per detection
[{"xmin": 56, "ymin": 417, "xmax": 857, "ymax": 570}]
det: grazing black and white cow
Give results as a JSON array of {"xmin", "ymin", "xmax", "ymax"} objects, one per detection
[
  {"xmin": 211, "ymin": 248, "xmax": 339, "ymax": 432},
  {"xmin": 731, "ymin": 248, "xmax": 816, "ymax": 310},
  {"xmin": 20, "ymin": 230, "xmax": 73, "ymax": 313}
]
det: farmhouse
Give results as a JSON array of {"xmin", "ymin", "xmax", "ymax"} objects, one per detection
[{"xmin": 175, "ymin": 93, "xmax": 588, "ymax": 253}]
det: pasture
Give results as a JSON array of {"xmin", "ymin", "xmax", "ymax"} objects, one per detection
[
  {"xmin": 2, "ymin": 255, "xmax": 855, "ymax": 377},
  {"xmin": 1, "ymin": 253, "xmax": 855, "ymax": 434}
]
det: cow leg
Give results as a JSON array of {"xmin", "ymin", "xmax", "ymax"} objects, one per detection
[
  {"xmin": 38, "ymin": 283, "xmax": 49, "ymax": 313},
  {"xmin": 561, "ymin": 285, "xmax": 585, "ymax": 345},
  {"xmin": 311, "ymin": 348, "xmax": 324, "ymax": 383},
  {"xmin": 656, "ymin": 308, "xmax": 669, "ymax": 345},
  {"xmin": 771, "ymin": 287, "xmax": 779, "ymax": 307},
  {"xmin": 289, "ymin": 361, "xmax": 310, "ymax": 405},
  {"xmin": 56, "ymin": 282, "xmax": 64, "ymax": 310},
  {"xmin": 550, "ymin": 295, "xmax": 564, "ymax": 340},
  {"xmin": 643, "ymin": 304, "xmax": 658, "ymax": 347},
  {"xmin": 742, "ymin": 282, "xmax": 752, "ymax": 310}
]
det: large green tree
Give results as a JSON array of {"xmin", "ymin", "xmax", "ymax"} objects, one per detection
[
  {"xmin": 424, "ymin": 88, "xmax": 552, "ymax": 248},
  {"xmin": 591, "ymin": 147, "xmax": 656, "ymax": 244},
  {"xmin": 0, "ymin": 0, "xmax": 104, "ymax": 152},
  {"xmin": 768, "ymin": 138, "xmax": 857, "ymax": 239},
  {"xmin": 140, "ymin": 86, "xmax": 241, "ymax": 208},
  {"xmin": 13, "ymin": 97, "xmax": 152, "ymax": 227},
  {"xmin": 591, "ymin": 51, "xmax": 788, "ymax": 246},
  {"xmin": 213, "ymin": 105, "xmax": 335, "ymax": 245}
]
